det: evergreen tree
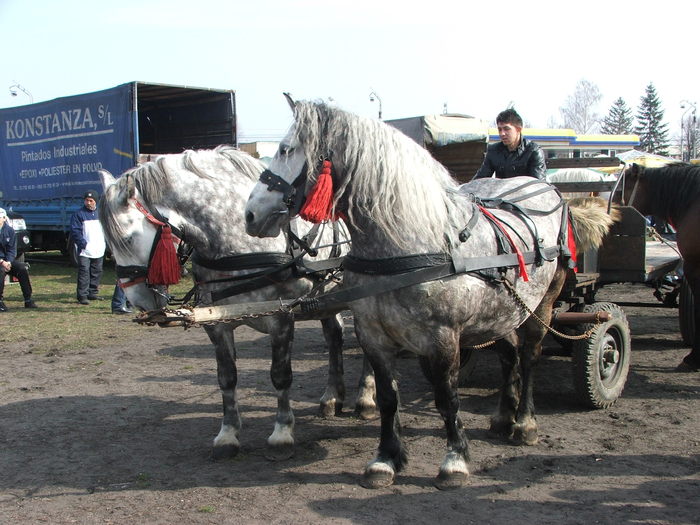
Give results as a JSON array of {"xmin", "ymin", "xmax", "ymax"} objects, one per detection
[
  {"xmin": 601, "ymin": 97, "xmax": 634, "ymax": 135},
  {"xmin": 634, "ymin": 83, "xmax": 670, "ymax": 155}
]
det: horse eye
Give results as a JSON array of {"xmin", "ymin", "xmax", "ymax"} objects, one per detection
[{"xmin": 279, "ymin": 145, "xmax": 294, "ymax": 156}]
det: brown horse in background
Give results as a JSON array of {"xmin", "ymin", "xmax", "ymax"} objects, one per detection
[{"xmin": 622, "ymin": 163, "xmax": 700, "ymax": 370}]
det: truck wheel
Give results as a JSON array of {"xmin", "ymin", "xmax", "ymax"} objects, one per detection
[
  {"xmin": 572, "ymin": 302, "xmax": 631, "ymax": 409},
  {"xmin": 679, "ymin": 277, "xmax": 696, "ymax": 347}
]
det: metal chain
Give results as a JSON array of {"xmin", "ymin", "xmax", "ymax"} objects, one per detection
[{"xmin": 502, "ymin": 279, "xmax": 602, "ymax": 341}]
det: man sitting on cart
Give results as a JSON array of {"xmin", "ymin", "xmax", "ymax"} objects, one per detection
[{"xmin": 472, "ymin": 108, "xmax": 547, "ymax": 180}]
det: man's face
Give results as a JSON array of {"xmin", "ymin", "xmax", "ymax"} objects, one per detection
[
  {"xmin": 0, "ymin": 215, "xmax": 6, "ymax": 227},
  {"xmin": 84, "ymin": 198, "xmax": 97, "ymax": 211},
  {"xmin": 497, "ymin": 122, "xmax": 522, "ymax": 150}
]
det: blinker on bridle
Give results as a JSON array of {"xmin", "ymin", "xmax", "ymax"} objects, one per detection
[{"xmin": 259, "ymin": 163, "xmax": 309, "ymax": 217}]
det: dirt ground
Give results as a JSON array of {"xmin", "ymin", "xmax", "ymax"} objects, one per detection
[{"xmin": 1, "ymin": 283, "xmax": 698, "ymax": 525}]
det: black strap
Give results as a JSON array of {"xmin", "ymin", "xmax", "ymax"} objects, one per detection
[
  {"xmin": 259, "ymin": 167, "xmax": 307, "ymax": 216},
  {"xmin": 300, "ymin": 246, "xmax": 561, "ymax": 313},
  {"xmin": 192, "ymin": 252, "xmax": 293, "ymax": 271},
  {"xmin": 343, "ymin": 253, "xmax": 451, "ymax": 275}
]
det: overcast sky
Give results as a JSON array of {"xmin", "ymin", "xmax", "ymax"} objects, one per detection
[{"xmin": 2, "ymin": 0, "xmax": 698, "ymax": 142}]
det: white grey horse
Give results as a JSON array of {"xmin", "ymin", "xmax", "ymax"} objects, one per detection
[
  {"xmin": 98, "ymin": 146, "xmax": 371, "ymax": 461},
  {"xmin": 245, "ymin": 99, "xmax": 615, "ymax": 489}
]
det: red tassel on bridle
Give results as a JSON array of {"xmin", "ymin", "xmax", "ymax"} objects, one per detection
[
  {"xmin": 300, "ymin": 160, "xmax": 334, "ymax": 223},
  {"xmin": 147, "ymin": 225, "xmax": 181, "ymax": 285}
]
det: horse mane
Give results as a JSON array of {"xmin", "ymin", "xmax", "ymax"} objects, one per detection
[
  {"xmin": 292, "ymin": 101, "xmax": 458, "ymax": 249},
  {"xmin": 100, "ymin": 146, "xmax": 263, "ymax": 254},
  {"xmin": 637, "ymin": 163, "xmax": 700, "ymax": 224}
]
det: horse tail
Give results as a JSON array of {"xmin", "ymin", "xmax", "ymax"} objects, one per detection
[{"xmin": 567, "ymin": 197, "xmax": 620, "ymax": 252}]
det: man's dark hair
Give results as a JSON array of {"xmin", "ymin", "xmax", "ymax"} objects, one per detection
[{"xmin": 496, "ymin": 108, "xmax": 523, "ymax": 128}]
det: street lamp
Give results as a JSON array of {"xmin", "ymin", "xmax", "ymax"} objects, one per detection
[
  {"xmin": 369, "ymin": 89, "xmax": 382, "ymax": 120},
  {"xmin": 680, "ymin": 100, "xmax": 696, "ymax": 161},
  {"xmin": 9, "ymin": 82, "xmax": 33, "ymax": 103}
]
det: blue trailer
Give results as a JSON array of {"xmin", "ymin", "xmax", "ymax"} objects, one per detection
[{"xmin": 0, "ymin": 82, "xmax": 237, "ymax": 254}]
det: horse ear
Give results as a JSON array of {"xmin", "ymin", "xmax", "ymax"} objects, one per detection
[
  {"xmin": 98, "ymin": 169, "xmax": 117, "ymax": 189},
  {"xmin": 283, "ymin": 92, "xmax": 296, "ymax": 111}
]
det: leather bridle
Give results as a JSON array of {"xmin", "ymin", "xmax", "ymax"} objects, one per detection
[
  {"xmin": 258, "ymin": 164, "xmax": 308, "ymax": 217},
  {"xmin": 115, "ymin": 199, "xmax": 186, "ymax": 289}
]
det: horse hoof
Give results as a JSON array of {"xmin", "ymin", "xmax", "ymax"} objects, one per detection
[
  {"xmin": 355, "ymin": 404, "xmax": 378, "ymax": 421},
  {"xmin": 211, "ymin": 443, "xmax": 239, "ymax": 460},
  {"xmin": 434, "ymin": 470, "xmax": 468, "ymax": 490},
  {"xmin": 265, "ymin": 443, "xmax": 294, "ymax": 462},
  {"xmin": 512, "ymin": 426, "xmax": 538, "ymax": 446},
  {"xmin": 319, "ymin": 401, "xmax": 343, "ymax": 419},
  {"xmin": 489, "ymin": 419, "xmax": 514, "ymax": 440},
  {"xmin": 361, "ymin": 469, "xmax": 395, "ymax": 489}
]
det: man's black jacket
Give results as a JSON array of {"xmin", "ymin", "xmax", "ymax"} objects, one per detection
[{"xmin": 473, "ymin": 137, "xmax": 547, "ymax": 180}]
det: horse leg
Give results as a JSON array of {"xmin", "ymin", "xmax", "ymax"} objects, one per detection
[
  {"xmin": 319, "ymin": 313, "xmax": 346, "ymax": 418},
  {"xmin": 354, "ymin": 356, "xmax": 377, "ymax": 420},
  {"xmin": 681, "ymin": 265, "xmax": 700, "ymax": 371},
  {"xmin": 489, "ymin": 333, "xmax": 521, "ymax": 440},
  {"xmin": 360, "ymin": 347, "xmax": 406, "ymax": 489},
  {"xmin": 512, "ymin": 266, "xmax": 567, "ymax": 445},
  {"xmin": 204, "ymin": 323, "xmax": 242, "ymax": 460},
  {"xmin": 426, "ymin": 337, "xmax": 470, "ymax": 490},
  {"xmin": 265, "ymin": 316, "xmax": 296, "ymax": 461}
]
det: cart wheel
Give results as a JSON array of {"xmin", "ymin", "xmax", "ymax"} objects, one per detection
[
  {"xmin": 457, "ymin": 348, "xmax": 478, "ymax": 387},
  {"xmin": 679, "ymin": 277, "xmax": 696, "ymax": 347},
  {"xmin": 572, "ymin": 302, "xmax": 631, "ymax": 409}
]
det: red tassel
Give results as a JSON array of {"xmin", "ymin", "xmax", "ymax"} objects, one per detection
[
  {"xmin": 300, "ymin": 160, "xmax": 334, "ymax": 223},
  {"xmin": 567, "ymin": 221, "xmax": 578, "ymax": 273},
  {"xmin": 147, "ymin": 225, "xmax": 181, "ymax": 285},
  {"xmin": 516, "ymin": 251, "xmax": 529, "ymax": 282}
]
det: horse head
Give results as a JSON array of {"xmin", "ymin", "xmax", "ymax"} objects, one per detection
[
  {"xmin": 615, "ymin": 163, "xmax": 652, "ymax": 215},
  {"xmin": 98, "ymin": 168, "xmax": 179, "ymax": 311},
  {"xmin": 245, "ymin": 97, "xmax": 326, "ymax": 238}
]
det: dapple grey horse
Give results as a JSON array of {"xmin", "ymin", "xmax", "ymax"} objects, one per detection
[
  {"xmin": 245, "ymin": 99, "xmax": 616, "ymax": 488},
  {"xmin": 99, "ymin": 146, "xmax": 373, "ymax": 461}
]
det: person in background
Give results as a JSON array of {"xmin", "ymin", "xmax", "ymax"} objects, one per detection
[
  {"xmin": 70, "ymin": 190, "xmax": 106, "ymax": 305},
  {"xmin": 472, "ymin": 108, "xmax": 547, "ymax": 180},
  {"xmin": 0, "ymin": 207, "xmax": 37, "ymax": 311},
  {"xmin": 111, "ymin": 282, "xmax": 132, "ymax": 315}
]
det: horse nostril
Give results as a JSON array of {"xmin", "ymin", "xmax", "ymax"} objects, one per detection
[{"xmin": 245, "ymin": 211, "xmax": 254, "ymax": 224}]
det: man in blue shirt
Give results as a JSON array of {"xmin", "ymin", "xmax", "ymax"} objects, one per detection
[{"xmin": 0, "ymin": 208, "xmax": 37, "ymax": 311}]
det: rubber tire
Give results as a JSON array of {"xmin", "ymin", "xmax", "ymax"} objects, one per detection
[
  {"xmin": 679, "ymin": 277, "xmax": 696, "ymax": 347},
  {"xmin": 572, "ymin": 302, "xmax": 631, "ymax": 409}
]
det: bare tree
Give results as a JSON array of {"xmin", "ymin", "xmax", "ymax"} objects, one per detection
[
  {"xmin": 680, "ymin": 112, "xmax": 699, "ymax": 161},
  {"xmin": 559, "ymin": 79, "xmax": 602, "ymax": 133}
]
